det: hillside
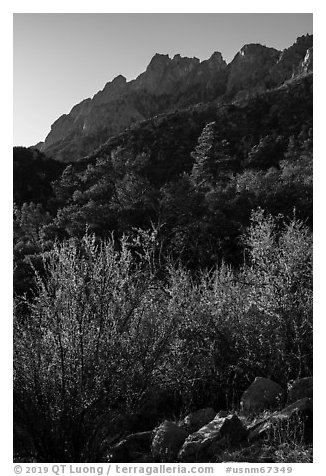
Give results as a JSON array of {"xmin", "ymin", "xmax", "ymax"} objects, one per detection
[
  {"xmin": 14, "ymin": 34, "xmax": 313, "ymax": 463},
  {"xmin": 39, "ymin": 34, "xmax": 312, "ymax": 162}
]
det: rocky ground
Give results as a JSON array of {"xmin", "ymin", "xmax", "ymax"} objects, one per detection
[{"xmin": 107, "ymin": 377, "xmax": 313, "ymax": 463}]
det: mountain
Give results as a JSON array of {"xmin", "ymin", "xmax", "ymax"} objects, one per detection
[
  {"xmin": 40, "ymin": 34, "xmax": 312, "ymax": 163},
  {"xmin": 14, "ymin": 32, "xmax": 313, "ymax": 464},
  {"xmin": 226, "ymin": 44, "xmax": 280, "ymax": 95}
]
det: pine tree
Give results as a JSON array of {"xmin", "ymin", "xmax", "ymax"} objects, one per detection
[{"xmin": 190, "ymin": 121, "xmax": 235, "ymax": 188}]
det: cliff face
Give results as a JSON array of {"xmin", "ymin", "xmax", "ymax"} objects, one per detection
[
  {"xmin": 226, "ymin": 44, "xmax": 280, "ymax": 94},
  {"xmin": 299, "ymin": 47, "xmax": 313, "ymax": 74},
  {"xmin": 270, "ymin": 34, "xmax": 313, "ymax": 84},
  {"xmin": 40, "ymin": 35, "xmax": 312, "ymax": 162},
  {"xmin": 226, "ymin": 34, "xmax": 313, "ymax": 97},
  {"xmin": 131, "ymin": 53, "xmax": 200, "ymax": 94}
]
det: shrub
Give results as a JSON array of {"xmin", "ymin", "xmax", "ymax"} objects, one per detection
[
  {"xmin": 14, "ymin": 210, "xmax": 312, "ymax": 461},
  {"xmin": 14, "ymin": 230, "xmax": 180, "ymax": 462}
]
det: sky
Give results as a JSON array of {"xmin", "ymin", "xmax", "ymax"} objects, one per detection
[{"xmin": 13, "ymin": 13, "xmax": 313, "ymax": 147}]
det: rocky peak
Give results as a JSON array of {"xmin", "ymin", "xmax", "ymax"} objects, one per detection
[
  {"xmin": 92, "ymin": 75, "xmax": 128, "ymax": 106},
  {"xmin": 237, "ymin": 43, "xmax": 279, "ymax": 61},
  {"xmin": 112, "ymin": 74, "xmax": 127, "ymax": 85},
  {"xmin": 271, "ymin": 34, "xmax": 313, "ymax": 83},
  {"xmin": 201, "ymin": 51, "xmax": 227, "ymax": 71},
  {"xmin": 40, "ymin": 36, "xmax": 313, "ymax": 162},
  {"xmin": 146, "ymin": 53, "xmax": 171, "ymax": 72},
  {"xmin": 296, "ymin": 34, "xmax": 313, "ymax": 48},
  {"xmin": 132, "ymin": 53, "xmax": 199, "ymax": 94},
  {"xmin": 208, "ymin": 51, "xmax": 225, "ymax": 65},
  {"xmin": 226, "ymin": 43, "xmax": 280, "ymax": 94},
  {"xmin": 171, "ymin": 53, "xmax": 199, "ymax": 63},
  {"xmin": 277, "ymin": 34, "xmax": 313, "ymax": 65},
  {"xmin": 180, "ymin": 51, "xmax": 227, "ymax": 94},
  {"xmin": 167, "ymin": 54, "xmax": 200, "ymax": 76}
]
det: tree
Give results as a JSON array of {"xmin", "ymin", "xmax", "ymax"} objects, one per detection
[
  {"xmin": 52, "ymin": 165, "xmax": 83, "ymax": 207},
  {"xmin": 190, "ymin": 122, "xmax": 236, "ymax": 189},
  {"xmin": 245, "ymin": 134, "xmax": 285, "ymax": 170},
  {"xmin": 13, "ymin": 146, "xmax": 64, "ymax": 210}
]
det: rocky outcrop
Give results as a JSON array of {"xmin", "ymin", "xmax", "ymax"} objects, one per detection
[
  {"xmin": 40, "ymin": 53, "xmax": 224, "ymax": 161},
  {"xmin": 32, "ymin": 141, "xmax": 44, "ymax": 150},
  {"xmin": 226, "ymin": 44, "xmax": 280, "ymax": 95},
  {"xmin": 178, "ymin": 414, "xmax": 247, "ymax": 462},
  {"xmin": 270, "ymin": 34, "xmax": 313, "ymax": 84},
  {"xmin": 151, "ymin": 421, "xmax": 189, "ymax": 463},
  {"xmin": 287, "ymin": 377, "xmax": 313, "ymax": 403},
  {"xmin": 40, "ymin": 35, "xmax": 312, "ymax": 162},
  {"xmin": 132, "ymin": 53, "xmax": 200, "ymax": 95},
  {"xmin": 299, "ymin": 47, "xmax": 313, "ymax": 75},
  {"xmin": 105, "ymin": 386, "xmax": 312, "ymax": 463},
  {"xmin": 248, "ymin": 397, "xmax": 313, "ymax": 444},
  {"xmin": 92, "ymin": 75, "xmax": 128, "ymax": 106},
  {"xmin": 183, "ymin": 408, "xmax": 217, "ymax": 433},
  {"xmin": 240, "ymin": 377, "xmax": 284, "ymax": 415},
  {"xmin": 107, "ymin": 430, "xmax": 153, "ymax": 462}
]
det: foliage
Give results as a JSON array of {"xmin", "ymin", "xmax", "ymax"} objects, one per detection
[
  {"xmin": 13, "ymin": 147, "xmax": 65, "ymax": 210},
  {"xmin": 14, "ymin": 203, "xmax": 53, "ymax": 296},
  {"xmin": 14, "ymin": 228, "xmax": 180, "ymax": 461},
  {"xmin": 13, "ymin": 73, "xmax": 313, "ymax": 462},
  {"xmin": 239, "ymin": 209, "xmax": 313, "ymax": 384},
  {"xmin": 190, "ymin": 121, "xmax": 237, "ymax": 189},
  {"xmin": 14, "ymin": 211, "xmax": 312, "ymax": 461}
]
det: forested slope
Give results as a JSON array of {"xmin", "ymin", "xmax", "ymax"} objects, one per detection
[{"xmin": 13, "ymin": 59, "xmax": 313, "ymax": 463}]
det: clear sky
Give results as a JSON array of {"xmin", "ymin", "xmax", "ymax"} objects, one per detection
[{"xmin": 13, "ymin": 13, "xmax": 313, "ymax": 147}]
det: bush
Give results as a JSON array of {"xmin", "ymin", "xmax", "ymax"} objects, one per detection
[
  {"xmin": 239, "ymin": 209, "xmax": 313, "ymax": 384},
  {"xmin": 14, "ymin": 230, "xmax": 181, "ymax": 462},
  {"xmin": 14, "ymin": 210, "xmax": 312, "ymax": 461}
]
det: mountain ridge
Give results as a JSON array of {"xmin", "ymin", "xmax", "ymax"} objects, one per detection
[{"xmin": 40, "ymin": 34, "xmax": 313, "ymax": 162}]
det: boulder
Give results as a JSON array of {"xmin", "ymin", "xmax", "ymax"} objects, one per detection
[
  {"xmin": 240, "ymin": 377, "xmax": 284, "ymax": 415},
  {"xmin": 183, "ymin": 408, "xmax": 217, "ymax": 433},
  {"xmin": 151, "ymin": 421, "xmax": 189, "ymax": 463},
  {"xmin": 216, "ymin": 410, "xmax": 228, "ymax": 418},
  {"xmin": 279, "ymin": 397, "xmax": 313, "ymax": 442},
  {"xmin": 281, "ymin": 396, "xmax": 313, "ymax": 416},
  {"xmin": 287, "ymin": 377, "xmax": 313, "ymax": 403},
  {"xmin": 178, "ymin": 414, "xmax": 247, "ymax": 462},
  {"xmin": 107, "ymin": 431, "xmax": 153, "ymax": 462},
  {"xmin": 248, "ymin": 397, "xmax": 313, "ymax": 443}
]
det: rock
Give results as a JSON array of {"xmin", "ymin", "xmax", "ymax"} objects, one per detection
[
  {"xmin": 270, "ymin": 34, "xmax": 313, "ymax": 84},
  {"xmin": 219, "ymin": 414, "xmax": 248, "ymax": 443},
  {"xmin": 248, "ymin": 397, "xmax": 313, "ymax": 443},
  {"xmin": 183, "ymin": 408, "xmax": 217, "ymax": 432},
  {"xmin": 131, "ymin": 54, "xmax": 200, "ymax": 95},
  {"xmin": 287, "ymin": 377, "xmax": 313, "ymax": 403},
  {"xmin": 151, "ymin": 421, "xmax": 189, "ymax": 463},
  {"xmin": 216, "ymin": 410, "xmax": 228, "ymax": 418},
  {"xmin": 40, "ymin": 36, "xmax": 312, "ymax": 162},
  {"xmin": 240, "ymin": 377, "xmax": 284, "ymax": 415},
  {"xmin": 280, "ymin": 397, "xmax": 313, "ymax": 442},
  {"xmin": 226, "ymin": 44, "xmax": 280, "ymax": 94},
  {"xmin": 281, "ymin": 396, "xmax": 313, "ymax": 416},
  {"xmin": 108, "ymin": 430, "xmax": 153, "ymax": 462},
  {"xmin": 247, "ymin": 416, "xmax": 276, "ymax": 442},
  {"xmin": 178, "ymin": 414, "xmax": 247, "ymax": 462},
  {"xmin": 300, "ymin": 47, "xmax": 313, "ymax": 74}
]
